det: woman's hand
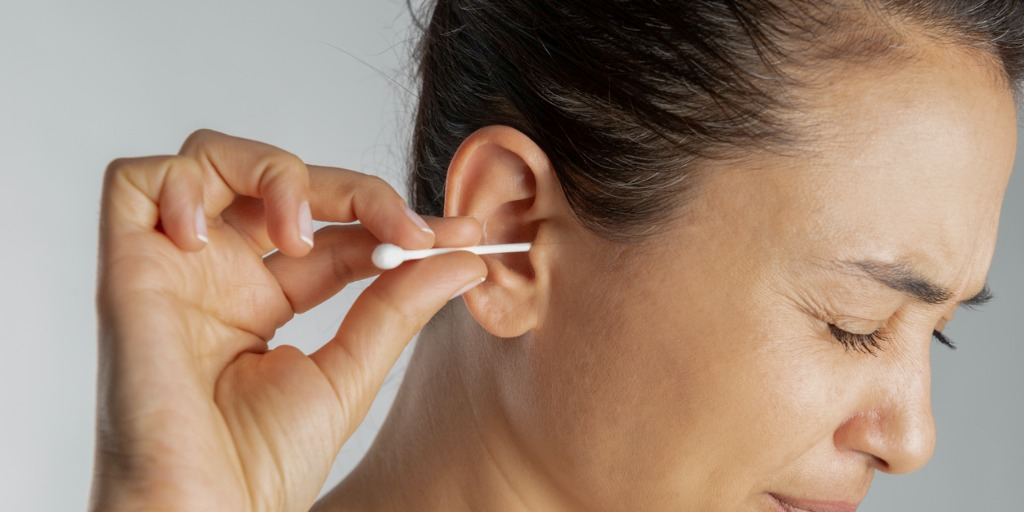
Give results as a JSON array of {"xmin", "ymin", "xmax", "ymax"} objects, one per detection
[{"xmin": 90, "ymin": 129, "xmax": 487, "ymax": 511}]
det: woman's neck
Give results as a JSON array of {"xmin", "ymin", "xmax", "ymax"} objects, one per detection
[{"xmin": 314, "ymin": 308, "xmax": 574, "ymax": 512}]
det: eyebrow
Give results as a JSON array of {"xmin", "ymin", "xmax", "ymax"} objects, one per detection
[{"xmin": 840, "ymin": 260, "xmax": 994, "ymax": 308}]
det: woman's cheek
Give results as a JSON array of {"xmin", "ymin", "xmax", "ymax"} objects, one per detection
[{"xmin": 749, "ymin": 336, "xmax": 861, "ymax": 470}]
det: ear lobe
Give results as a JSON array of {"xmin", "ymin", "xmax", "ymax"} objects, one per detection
[{"xmin": 444, "ymin": 125, "xmax": 557, "ymax": 338}]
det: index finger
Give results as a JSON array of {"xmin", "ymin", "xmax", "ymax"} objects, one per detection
[
  {"xmin": 178, "ymin": 130, "xmax": 435, "ymax": 257},
  {"xmin": 179, "ymin": 129, "xmax": 314, "ymax": 256},
  {"xmin": 307, "ymin": 165, "xmax": 436, "ymax": 250}
]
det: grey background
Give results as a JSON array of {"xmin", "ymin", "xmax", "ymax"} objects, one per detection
[{"xmin": 0, "ymin": 1, "xmax": 1019, "ymax": 510}]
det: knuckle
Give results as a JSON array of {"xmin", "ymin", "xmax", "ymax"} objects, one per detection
[
  {"xmin": 357, "ymin": 176, "xmax": 404, "ymax": 210},
  {"xmin": 103, "ymin": 157, "xmax": 130, "ymax": 183},
  {"xmin": 180, "ymin": 128, "xmax": 219, "ymax": 153},
  {"xmin": 102, "ymin": 155, "xmax": 203, "ymax": 198},
  {"xmin": 102, "ymin": 156, "xmax": 149, "ymax": 190},
  {"xmin": 161, "ymin": 154, "xmax": 199, "ymax": 175},
  {"xmin": 257, "ymin": 152, "xmax": 308, "ymax": 190},
  {"xmin": 273, "ymin": 152, "xmax": 306, "ymax": 175},
  {"xmin": 363, "ymin": 175, "xmax": 396, "ymax": 195}
]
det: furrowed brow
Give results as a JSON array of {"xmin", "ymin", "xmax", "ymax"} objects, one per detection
[{"xmin": 839, "ymin": 260, "xmax": 953, "ymax": 305}]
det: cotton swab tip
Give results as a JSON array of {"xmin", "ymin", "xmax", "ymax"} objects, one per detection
[{"xmin": 371, "ymin": 243, "xmax": 406, "ymax": 270}]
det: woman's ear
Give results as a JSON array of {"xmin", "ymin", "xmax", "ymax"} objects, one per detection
[{"xmin": 444, "ymin": 125, "xmax": 563, "ymax": 338}]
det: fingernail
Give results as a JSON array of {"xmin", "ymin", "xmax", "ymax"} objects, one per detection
[
  {"xmin": 449, "ymin": 277, "xmax": 485, "ymax": 300},
  {"xmin": 404, "ymin": 206, "xmax": 434, "ymax": 235},
  {"xmin": 299, "ymin": 201, "xmax": 314, "ymax": 247},
  {"xmin": 195, "ymin": 205, "xmax": 209, "ymax": 244}
]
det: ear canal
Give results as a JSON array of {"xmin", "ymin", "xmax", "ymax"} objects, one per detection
[{"xmin": 481, "ymin": 197, "xmax": 536, "ymax": 246}]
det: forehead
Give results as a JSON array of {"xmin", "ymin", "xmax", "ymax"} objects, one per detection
[
  {"xmin": 693, "ymin": 45, "xmax": 1017, "ymax": 296},
  {"xmin": 815, "ymin": 48, "xmax": 1012, "ymax": 268}
]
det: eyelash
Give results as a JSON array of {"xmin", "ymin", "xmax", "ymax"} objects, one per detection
[{"xmin": 828, "ymin": 324, "xmax": 956, "ymax": 354}]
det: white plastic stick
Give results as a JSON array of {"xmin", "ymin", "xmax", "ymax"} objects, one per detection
[{"xmin": 372, "ymin": 242, "xmax": 532, "ymax": 270}]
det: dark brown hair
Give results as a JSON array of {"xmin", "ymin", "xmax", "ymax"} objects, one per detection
[{"xmin": 408, "ymin": 0, "xmax": 1024, "ymax": 240}]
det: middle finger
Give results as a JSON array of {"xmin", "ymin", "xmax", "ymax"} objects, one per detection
[{"xmin": 220, "ymin": 165, "xmax": 438, "ymax": 256}]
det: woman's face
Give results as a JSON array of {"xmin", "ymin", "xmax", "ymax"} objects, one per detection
[{"xmin": 514, "ymin": 49, "xmax": 1018, "ymax": 509}]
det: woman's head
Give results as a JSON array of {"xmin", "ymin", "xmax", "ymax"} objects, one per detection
[
  {"xmin": 410, "ymin": 0, "xmax": 1024, "ymax": 239},
  {"xmin": 403, "ymin": 0, "xmax": 1022, "ymax": 509}
]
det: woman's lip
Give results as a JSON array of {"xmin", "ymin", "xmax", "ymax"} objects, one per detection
[{"xmin": 769, "ymin": 493, "xmax": 860, "ymax": 512}]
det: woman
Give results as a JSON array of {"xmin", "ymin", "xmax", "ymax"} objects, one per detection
[{"xmin": 90, "ymin": 1, "xmax": 1023, "ymax": 511}]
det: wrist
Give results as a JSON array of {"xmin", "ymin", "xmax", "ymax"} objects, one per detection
[
  {"xmin": 89, "ymin": 455, "xmax": 230, "ymax": 512},
  {"xmin": 89, "ymin": 478, "xmax": 175, "ymax": 512}
]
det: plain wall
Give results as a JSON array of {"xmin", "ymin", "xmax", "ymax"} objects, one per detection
[{"xmin": 0, "ymin": 1, "xmax": 1020, "ymax": 510}]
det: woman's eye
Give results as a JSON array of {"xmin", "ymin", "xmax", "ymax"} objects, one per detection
[
  {"xmin": 828, "ymin": 324, "xmax": 886, "ymax": 354},
  {"xmin": 828, "ymin": 325, "xmax": 958, "ymax": 353}
]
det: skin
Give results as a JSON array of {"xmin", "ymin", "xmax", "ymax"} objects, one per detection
[
  {"xmin": 91, "ymin": 31, "xmax": 1015, "ymax": 512},
  {"xmin": 319, "ymin": 44, "xmax": 1017, "ymax": 511}
]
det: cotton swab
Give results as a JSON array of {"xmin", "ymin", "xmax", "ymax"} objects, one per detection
[{"xmin": 372, "ymin": 242, "xmax": 532, "ymax": 270}]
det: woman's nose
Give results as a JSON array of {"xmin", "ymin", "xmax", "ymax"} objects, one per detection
[{"xmin": 833, "ymin": 350, "xmax": 937, "ymax": 474}]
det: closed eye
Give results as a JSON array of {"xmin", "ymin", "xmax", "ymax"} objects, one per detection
[
  {"xmin": 828, "ymin": 325, "xmax": 956, "ymax": 354},
  {"xmin": 828, "ymin": 324, "xmax": 886, "ymax": 355}
]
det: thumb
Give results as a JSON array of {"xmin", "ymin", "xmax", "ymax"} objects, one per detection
[{"xmin": 309, "ymin": 250, "xmax": 487, "ymax": 428}]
